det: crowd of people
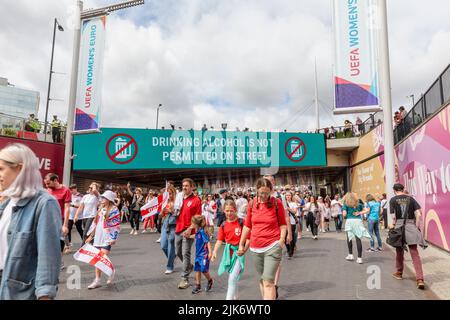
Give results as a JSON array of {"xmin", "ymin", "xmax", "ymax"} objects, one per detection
[{"xmin": 0, "ymin": 143, "xmax": 427, "ymax": 300}]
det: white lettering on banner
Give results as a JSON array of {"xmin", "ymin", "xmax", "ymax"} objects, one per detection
[
  {"xmin": 39, "ymin": 158, "xmax": 52, "ymax": 171},
  {"xmin": 357, "ymin": 163, "xmax": 374, "ymax": 184},
  {"xmin": 158, "ymin": 131, "xmax": 278, "ymax": 166},
  {"xmin": 401, "ymin": 162, "xmax": 450, "ymax": 205},
  {"xmin": 74, "ymin": 16, "xmax": 106, "ymax": 131},
  {"xmin": 440, "ymin": 162, "xmax": 450, "ymax": 194}
]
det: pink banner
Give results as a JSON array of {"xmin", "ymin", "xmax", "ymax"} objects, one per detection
[{"xmin": 395, "ymin": 104, "xmax": 450, "ymax": 251}]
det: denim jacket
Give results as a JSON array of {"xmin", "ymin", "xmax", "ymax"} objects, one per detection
[{"xmin": 0, "ymin": 190, "xmax": 62, "ymax": 300}]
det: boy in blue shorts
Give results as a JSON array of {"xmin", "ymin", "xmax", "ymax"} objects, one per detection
[{"xmin": 190, "ymin": 215, "xmax": 213, "ymax": 294}]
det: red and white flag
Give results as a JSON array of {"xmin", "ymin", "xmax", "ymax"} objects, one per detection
[
  {"xmin": 73, "ymin": 244, "xmax": 115, "ymax": 277},
  {"xmin": 140, "ymin": 191, "xmax": 169, "ymax": 220}
]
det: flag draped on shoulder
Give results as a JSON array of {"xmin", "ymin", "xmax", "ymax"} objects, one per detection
[
  {"xmin": 140, "ymin": 191, "xmax": 169, "ymax": 220},
  {"xmin": 86, "ymin": 207, "xmax": 121, "ymax": 242},
  {"xmin": 73, "ymin": 244, "xmax": 115, "ymax": 276}
]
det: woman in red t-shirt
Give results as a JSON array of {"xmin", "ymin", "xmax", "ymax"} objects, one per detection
[{"xmin": 238, "ymin": 178, "xmax": 287, "ymax": 300}]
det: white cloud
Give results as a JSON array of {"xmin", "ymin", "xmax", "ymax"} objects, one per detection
[{"xmin": 0, "ymin": 0, "xmax": 449, "ymax": 132}]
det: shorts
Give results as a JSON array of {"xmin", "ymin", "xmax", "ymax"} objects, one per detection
[
  {"xmin": 96, "ymin": 245, "xmax": 112, "ymax": 251},
  {"xmin": 194, "ymin": 257, "xmax": 210, "ymax": 273},
  {"xmin": 251, "ymin": 244, "xmax": 282, "ymax": 282}
]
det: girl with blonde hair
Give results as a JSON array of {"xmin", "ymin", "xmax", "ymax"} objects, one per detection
[{"xmin": 342, "ymin": 192, "xmax": 371, "ymax": 264}]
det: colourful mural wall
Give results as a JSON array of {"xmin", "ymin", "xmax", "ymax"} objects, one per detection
[{"xmin": 350, "ymin": 103, "xmax": 450, "ymax": 251}]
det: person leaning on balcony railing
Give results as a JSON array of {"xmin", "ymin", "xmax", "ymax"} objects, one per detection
[
  {"xmin": 25, "ymin": 114, "xmax": 41, "ymax": 133},
  {"xmin": 343, "ymin": 120, "xmax": 353, "ymax": 137},
  {"xmin": 329, "ymin": 126, "xmax": 336, "ymax": 139},
  {"xmin": 393, "ymin": 112, "xmax": 401, "ymax": 128}
]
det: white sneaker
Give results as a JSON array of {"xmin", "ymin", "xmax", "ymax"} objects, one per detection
[
  {"xmin": 356, "ymin": 258, "xmax": 363, "ymax": 264},
  {"xmin": 156, "ymin": 237, "xmax": 161, "ymax": 243},
  {"xmin": 141, "ymin": 229, "xmax": 147, "ymax": 233},
  {"xmin": 134, "ymin": 230, "xmax": 139, "ymax": 235},
  {"xmin": 107, "ymin": 274, "xmax": 114, "ymax": 285},
  {"xmin": 164, "ymin": 269, "xmax": 173, "ymax": 275},
  {"xmin": 88, "ymin": 279, "xmax": 101, "ymax": 289},
  {"xmin": 130, "ymin": 229, "xmax": 135, "ymax": 235},
  {"xmin": 346, "ymin": 254, "xmax": 354, "ymax": 261}
]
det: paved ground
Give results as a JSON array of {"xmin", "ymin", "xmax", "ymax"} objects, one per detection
[
  {"xmin": 58, "ymin": 223, "xmax": 438, "ymax": 300},
  {"xmin": 389, "ymin": 237, "xmax": 450, "ymax": 300}
]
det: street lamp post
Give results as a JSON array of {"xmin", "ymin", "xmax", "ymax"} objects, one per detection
[
  {"xmin": 63, "ymin": 0, "xmax": 145, "ymax": 185},
  {"xmin": 44, "ymin": 18, "xmax": 64, "ymax": 142},
  {"xmin": 156, "ymin": 104, "xmax": 162, "ymax": 129}
]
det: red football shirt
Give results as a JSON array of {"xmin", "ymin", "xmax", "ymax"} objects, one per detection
[
  {"xmin": 48, "ymin": 186, "xmax": 71, "ymax": 219},
  {"xmin": 175, "ymin": 194, "xmax": 202, "ymax": 234},
  {"xmin": 244, "ymin": 197, "xmax": 287, "ymax": 249},
  {"xmin": 217, "ymin": 219, "xmax": 243, "ymax": 246}
]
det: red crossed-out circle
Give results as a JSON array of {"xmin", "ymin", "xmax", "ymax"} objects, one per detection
[
  {"xmin": 106, "ymin": 133, "xmax": 138, "ymax": 165},
  {"xmin": 284, "ymin": 137, "xmax": 306, "ymax": 163}
]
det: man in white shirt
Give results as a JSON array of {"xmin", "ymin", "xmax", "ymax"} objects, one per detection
[
  {"xmin": 331, "ymin": 194, "xmax": 343, "ymax": 232},
  {"xmin": 380, "ymin": 193, "xmax": 388, "ymax": 229},
  {"xmin": 73, "ymin": 182, "xmax": 100, "ymax": 244},
  {"xmin": 235, "ymin": 190, "xmax": 248, "ymax": 224}
]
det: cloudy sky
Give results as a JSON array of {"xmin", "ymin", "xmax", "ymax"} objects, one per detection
[{"xmin": 0, "ymin": 0, "xmax": 449, "ymax": 132}]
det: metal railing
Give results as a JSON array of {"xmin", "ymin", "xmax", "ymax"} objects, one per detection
[
  {"xmin": 0, "ymin": 112, "xmax": 67, "ymax": 143},
  {"xmin": 317, "ymin": 124, "xmax": 363, "ymax": 139},
  {"xmin": 394, "ymin": 64, "xmax": 450, "ymax": 144}
]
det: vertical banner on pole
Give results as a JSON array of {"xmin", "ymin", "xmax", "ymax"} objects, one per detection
[
  {"xmin": 74, "ymin": 16, "xmax": 106, "ymax": 131},
  {"xmin": 333, "ymin": 0, "xmax": 381, "ymax": 115}
]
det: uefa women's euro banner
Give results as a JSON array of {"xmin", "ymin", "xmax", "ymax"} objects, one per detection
[
  {"xmin": 74, "ymin": 16, "xmax": 107, "ymax": 132},
  {"xmin": 350, "ymin": 103, "xmax": 450, "ymax": 252},
  {"xmin": 333, "ymin": 0, "xmax": 381, "ymax": 114}
]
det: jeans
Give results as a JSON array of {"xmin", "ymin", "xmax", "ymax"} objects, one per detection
[
  {"xmin": 368, "ymin": 219, "xmax": 382, "ymax": 249},
  {"xmin": 67, "ymin": 219, "xmax": 84, "ymax": 243},
  {"xmin": 226, "ymin": 259, "xmax": 243, "ymax": 300},
  {"xmin": 160, "ymin": 219, "xmax": 176, "ymax": 271},
  {"xmin": 396, "ymin": 245, "xmax": 424, "ymax": 281},
  {"xmin": 347, "ymin": 233, "xmax": 362, "ymax": 258},
  {"xmin": 175, "ymin": 232, "xmax": 194, "ymax": 280},
  {"xmin": 334, "ymin": 214, "xmax": 343, "ymax": 231},
  {"xmin": 285, "ymin": 225, "xmax": 297, "ymax": 257},
  {"xmin": 130, "ymin": 210, "xmax": 141, "ymax": 230}
]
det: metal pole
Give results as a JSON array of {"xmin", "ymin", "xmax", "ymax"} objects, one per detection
[
  {"xmin": 156, "ymin": 106, "xmax": 159, "ymax": 129},
  {"xmin": 63, "ymin": 0, "xmax": 83, "ymax": 185},
  {"xmin": 378, "ymin": 0, "xmax": 396, "ymax": 227},
  {"xmin": 314, "ymin": 58, "xmax": 320, "ymax": 131},
  {"xmin": 44, "ymin": 18, "xmax": 57, "ymax": 142}
]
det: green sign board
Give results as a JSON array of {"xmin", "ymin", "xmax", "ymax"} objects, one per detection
[{"xmin": 73, "ymin": 128, "xmax": 326, "ymax": 170}]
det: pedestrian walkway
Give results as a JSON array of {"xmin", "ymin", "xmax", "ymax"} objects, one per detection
[
  {"xmin": 58, "ymin": 225, "xmax": 437, "ymax": 300},
  {"xmin": 382, "ymin": 228, "xmax": 450, "ymax": 300}
]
